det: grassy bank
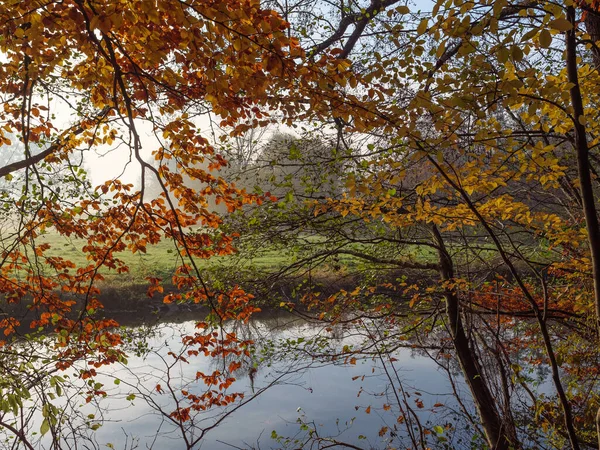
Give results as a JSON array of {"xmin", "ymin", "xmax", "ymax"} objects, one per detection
[
  {"xmin": 36, "ymin": 232, "xmax": 370, "ymax": 286},
  {"xmin": 32, "ymin": 231, "xmax": 549, "ymax": 311},
  {"xmin": 37, "ymin": 232, "xmax": 309, "ymax": 281}
]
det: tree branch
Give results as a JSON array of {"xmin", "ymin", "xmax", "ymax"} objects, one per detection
[
  {"xmin": 426, "ymin": 0, "xmax": 539, "ymax": 86},
  {"xmin": 326, "ymin": 249, "xmax": 439, "ymax": 270},
  {"xmin": 0, "ymin": 107, "xmax": 111, "ymax": 179},
  {"xmin": 310, "ymin": 0, "xmax": 402, "ymax": 58}
]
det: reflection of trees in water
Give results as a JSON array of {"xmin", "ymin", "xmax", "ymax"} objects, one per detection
[
  {"xmin": 103, "ymin": 316, "xmax": 333, "ymax": 450},
  {"xmin": 210, "ymin": 313, "xmax": 336, "ymax": 393},
  {"xmin": 208, "ymin": 313, "xmax": 484, "ymax": 449},
  {"xmin": 0, "ymin": 313, "xmax": 559, "ymax": 450},
  {"xmin": 0, "ymin": 334, "xmax": 141, "ymax": 450},
  {"xmin": 246, "ymin": 311, "xmax": 558, "ymax": 450},
  {"xmin": 404, "ymin": 314, "xmax": 557, "ymax": 449}
]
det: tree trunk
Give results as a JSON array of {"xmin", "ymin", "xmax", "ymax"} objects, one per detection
[
  {"xmin": 567, "ymin": 5, "xmax": 600, "ymax": 337},
  {"xmin": 431, "ymin": 225, "xmax": 512, "ymax": 450},
  {"xmin": 584, "ymin": 9, "xmax": 600, "ymax": 69},
  {"xmin": 566, "ymin": 8, "xmax": 600, "ymax": 448}
]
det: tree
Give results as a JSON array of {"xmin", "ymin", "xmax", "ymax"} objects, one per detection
[
  {"xmin": 0, "ymin": 0, "xmax": 356, "ymax": 446},
  {"xmin": 3, "ymin": 0, "xmax": 600, "ymax": 448},
  {"xmin": 220, "ymin": 0, "xmax": 600, "ymax": 448}
]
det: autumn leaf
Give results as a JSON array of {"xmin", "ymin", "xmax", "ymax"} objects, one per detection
[
  {"xmin": 539, "ymin": 29, "xmax": 552, "ymax": 48},
  {"xmin": 549, "ymin": 18, "xmax": 572, "ymax": 31}
]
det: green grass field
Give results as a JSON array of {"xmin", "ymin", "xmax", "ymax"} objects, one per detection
[
  {"xmin": 29, "ymin": 230, "xmax": 555, "ymax": 288},
  {"xmin": 34, "ymin": 232, "xmax": 301, "ymax": 285},
  {"xmin": 31, "ymin": 231, "xmax": 395, "ymax": 288}
]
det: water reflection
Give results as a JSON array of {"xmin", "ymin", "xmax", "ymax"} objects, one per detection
[
  {"xmin": 0, "ymin": 311, "xmax": 520, "ymax": 450},
  {"xmin": 78, "ymin": 314, "xmax": 471, "ymax": 450}
]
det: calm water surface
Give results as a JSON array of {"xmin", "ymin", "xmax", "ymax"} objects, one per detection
[
  {"xmin": 4, "ymin": 312, "xmax": 505, "ymax": 449},
  {"xmin": 79, "ymin": 313, "xmax": 471, "ymax": 449}
]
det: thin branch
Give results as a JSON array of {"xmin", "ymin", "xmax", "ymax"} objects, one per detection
[{"xmin": 0, "ymin": 107, "xmax": 111, "ymax": 179}]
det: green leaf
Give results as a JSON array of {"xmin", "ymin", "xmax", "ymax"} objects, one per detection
[
  {"xmin": 289, "ymin": 143, "xmax": 301, "ymax": 160},
  {"xmin": 433, "ymin": 425, "xmax": 444, "ymax": 434},
  {"xmin": 40, "ymin": 418, "xmax": 50, "ymax": 436}
]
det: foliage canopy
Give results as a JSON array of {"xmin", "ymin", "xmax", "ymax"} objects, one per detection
[{"xmin": 2, "ymin": 0, "xmax": 600, "ymax": 448}]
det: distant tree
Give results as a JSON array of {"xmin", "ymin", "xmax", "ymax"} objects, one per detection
[{"xmin": 234, "ymin": 132, "xmax": 344, "ymax": 200}]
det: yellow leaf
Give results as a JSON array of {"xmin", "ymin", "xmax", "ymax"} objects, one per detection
[
  {"xmin": 539, "ymin": 29, "xmax": 552, "ymax": 48},
  {"xmin": 521, "ymin": 28, "xmax": 538, "ymax": 42},
  {"xmin": 549, "ymin": 18, "xmax": 572, "ymax": 32},
  {"xmin": 417, "ymin": 18, "xmax": 428, "ymax": 35},
  {"xmin": 436, "ymin": 40, "xmax": 446, "ymax": 58}
]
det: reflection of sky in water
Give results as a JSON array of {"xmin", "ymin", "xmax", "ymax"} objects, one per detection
[
  {"xmin": 79, "ymin": 317, "xmax": 468, "ymax": 449},
  {"xmin": 1, "ymin": 314, "xmax": 557, "ymax": 449}
]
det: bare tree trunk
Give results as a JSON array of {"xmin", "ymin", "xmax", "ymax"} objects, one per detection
[
  {"xmin": 566, "ymin": 5, "xmax": 600, "ymax": 337},
  {"xmin": 597, "ymin": 407, "xmax": 600, "ymax": 449},
  {"xmin": 431, "ymin": 225, "xmax": 512, "ymax": 450},
  {"xmin": 584, "ymin": 8, "xmax": 600, "ymax": 69},
  {"xmin": 565, "ymin": 9, "xmax": 600, "ymax": 448}
]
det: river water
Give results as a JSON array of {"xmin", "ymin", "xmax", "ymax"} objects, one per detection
[
  {"xmin": 5, "ymin": 310, "xmax": 552, "ymax": 449},
  {"xmin": 62, "ymin": 312, "xmax": 476, "ymax": 450}
]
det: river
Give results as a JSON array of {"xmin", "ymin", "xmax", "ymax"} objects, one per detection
[
  {"xmin": 3, "ymin": 310, "xmax": 550, "ymax": 449},
  {"xmin": 89, "ymin": 313, "xmax": 476, "ymax": 449}
]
